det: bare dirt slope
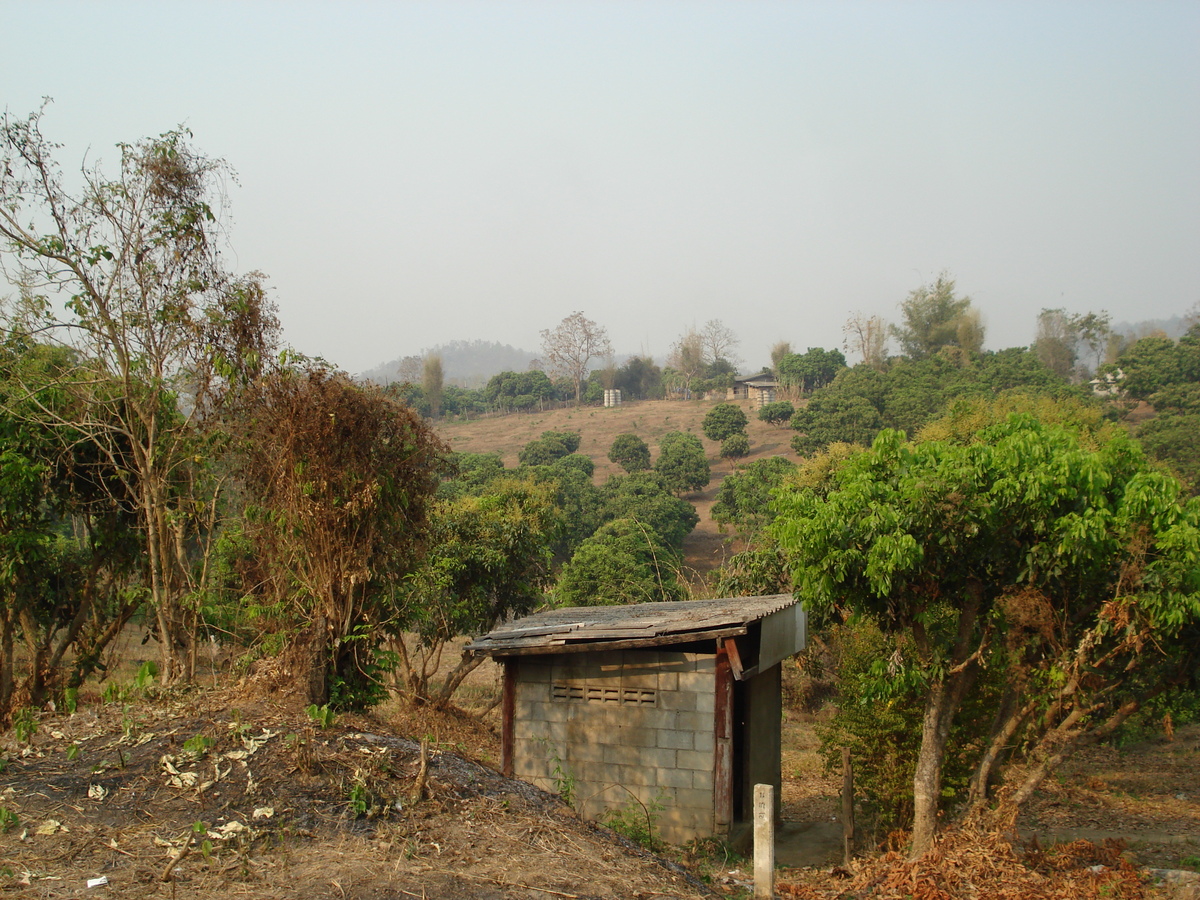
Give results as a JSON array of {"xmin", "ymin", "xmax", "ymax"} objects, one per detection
[
  {"xmin": 0, "ymin": 685, "xmax": 709, "ymax": 900},
  {"xmin": 435, "ymin": 398, "xmax": 796, "ymax": 580}
]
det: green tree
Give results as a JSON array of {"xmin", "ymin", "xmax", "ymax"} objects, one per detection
[
  {"xmin": 608, "ymin": 433, "xmax": 651, "ymax": 472},
  {"xmin": 702, "ymin": 403, "xmax": 749, "ymax": 442},
  {"xmin": 1, "ymin": 106, "xmax": 275, "ymax": 682},
  {"xmin": 776, "ymin": 348, "xmax": 847, "ymax": 396},
  {"xmin": 393, "ymin": 475, "xmax": 556, "ymax": 706},
  {"xmin": 772, "ymin": 411, "xmax": 1200, "ymax": 856},
  {"xmin": 613, "ymin": 356, "xmax": 663, "ymax": 400},
  {"xmin": 758, "ymin": 401, "xmax": 795, "ymax": 426},
  {"xmin": 891, "ymin": 273, "xmax": 980, "ymax": 360},
  {"xmin": 790, "ymin": 394, "xmax": 883, "ymax": 456},
  {"xmin": 711, "ymin": 456, "xmax": 797, "ymax": 538},
  {"xmin": 654, "ymin": 431, "xmax": 710, "ymax": 494},
  {"xmin": 600, "ymin": 473, "xmax": 699, "ymax": 551},
  {"xmin": 719, "ymin": 433, "xmax": 750, "ymax": 459},
  {"xmin": 1114, "ymin": 335, "xmax": 1185, "ymax": 400},
  {"xmin": 518, "ymin": 431, "xmax": 582, "ymax": 466},
  {"xmin": 555, "ymin": 519, "xmax": 686, "ymax": 607},
  {"xmin": 485, "ymin": 369, "xmax": 555, "ymax": 412}
]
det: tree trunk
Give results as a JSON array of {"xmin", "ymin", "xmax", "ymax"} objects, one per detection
[
  {"xmin": 966, "ymin": 690, "xmax": 1034, "ymax": 815},
  {"xmin": 910, "ymin": 679, "xmax": 952, "ymax": 857},
  {"xmin": 432, "ymin": 649, "xmax": 486, "ymax": 709}
]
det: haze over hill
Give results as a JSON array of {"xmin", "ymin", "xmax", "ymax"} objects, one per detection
[{"xmin": 360, "ymin": 340, "xmax": 539, "ymax": 387}]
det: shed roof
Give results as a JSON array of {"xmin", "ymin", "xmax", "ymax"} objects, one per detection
[{"xmin": 468, "ymin": 593, "xmax": 799, "ymax": 656}]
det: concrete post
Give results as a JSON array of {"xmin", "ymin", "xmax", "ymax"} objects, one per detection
[{"xmin": 754, "ymin": 783, "xmax": 775, "ymax": 899}]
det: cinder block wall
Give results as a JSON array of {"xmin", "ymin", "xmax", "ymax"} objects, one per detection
[{"xmin": 512, "ymin": 649, "xmax": 716, "ymax": 845}]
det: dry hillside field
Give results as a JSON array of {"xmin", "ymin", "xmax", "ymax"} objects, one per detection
[{"xmin": 435, "ymin": 397, "xmax": 794, "ymax": 579}]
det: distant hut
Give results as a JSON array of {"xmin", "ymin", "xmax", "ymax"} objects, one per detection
[
  {"xmin": 728, "ymin": 373, "xmax": 778, "ymax": 408},
  {"xmin": 468, "ymin": 594, "xmax": 806, "ymax": 846}
]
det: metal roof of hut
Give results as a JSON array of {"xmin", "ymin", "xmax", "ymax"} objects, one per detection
[{"xmin": 468, "ymin": 593, "xmax": 800, "ymax": 658}]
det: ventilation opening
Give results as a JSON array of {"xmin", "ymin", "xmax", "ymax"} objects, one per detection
[{"xmin": 551, "ymin": 682, "xmax": 657, "ymax": 706}]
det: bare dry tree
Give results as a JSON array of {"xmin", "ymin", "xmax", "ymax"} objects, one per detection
[{"xmin": 540, "ymin": 311, "xmax": 612, "ymax": 404}]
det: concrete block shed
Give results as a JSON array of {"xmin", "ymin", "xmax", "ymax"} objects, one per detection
[{"xmin": 468, "ymin": 594, "xmax": 806, "ymax": 846}]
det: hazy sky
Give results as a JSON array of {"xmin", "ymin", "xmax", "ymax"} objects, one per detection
[{"xmin": 4, "ymin": 2, "xmax": 1198, "ymax": 374}]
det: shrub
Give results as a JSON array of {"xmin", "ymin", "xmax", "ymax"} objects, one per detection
[
  {"xmin": 608, "ymin": 433, "xmax": 651, "ymax": 472},
  {"xmin": 719, "ymin": 434, "xmax": 750, "ymax": 459},
  {"xmin": 654, "ymin": 432, "xmax": 710, "ymax": 495},
  {"xmin": 702, "ymin": 403, "xmax": 749, "ymax": 442},
  {"xmin": 518, "ymin": 431, "xmax": 582, "ymax": 466},
  {"xmin": 758, "ymin": 400, "xmax": 795, "ymax": 426}
]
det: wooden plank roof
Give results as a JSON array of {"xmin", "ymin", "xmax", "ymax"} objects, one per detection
[{"xmin": 467, "ymin": 594, "xmax": 799, "ymax": 656}]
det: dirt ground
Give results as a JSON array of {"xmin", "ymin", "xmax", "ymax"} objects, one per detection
[
  {"xmin": 434, "ymin": 396, "xmax": 796, "ymax": 581},
  {"xmin": 0, "ymin": 676, "xmax": 710, "ymax": 900},
  {"xmin": 4, "ymin": 654, "xmax": 1199, "ymax": 900}
]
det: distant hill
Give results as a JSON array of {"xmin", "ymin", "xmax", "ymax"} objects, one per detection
[
  {"xmin": 360, "ymin": 340, "xmax": 540, "ymax": 388},
  {"xmin": 1113, "ymin": 313, "xmax": 1196, "ymax": 342}
]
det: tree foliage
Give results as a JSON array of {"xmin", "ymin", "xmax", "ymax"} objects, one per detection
[
  {"xmin": 518, "ymin": 431, "xmax": 582, "ymax": 466},
  {"xmin": 654, "ymin": 431, "xmax": 710, "ymax": 495},
  {"xmin": 392, "ymin": 475, "xmax": 556, "ymax": 706},
  {"xmin": 600, "ymin": 473, "xmax": 699, "ymax": 551},
  {"xmin": 555, "ymin": 519, "xmax": 686, "ymax": 607},
  {"xmin": 891, "ymin": 273, "xmax": 982, "ymax": 360},
  {"xmin": 608, "ymin": 433, "xmax": 651, "ymax": 472},
  {"xmin": 484, "ymin": 369, "xmax": 555, "ymax": 412},
  {"xmin": 776, "ymin": 348, "xmax": 847, "ymax": 396},
  {"xmin": 773, "ymin": 408, "xmax": 1200, "ymax": 855},
  {"xmin": 711, "ymin": 456, "xmax": 796, "ymax": 537},
  {"xmin": 0, "ymin": 104, "xmax": 277, "ymax": 682},
  {"xmin": 758, "ymin": 400, "xmax": 795, "ymax": 426},
  {"xmin": 702, "ymin": 403, "xmax": 749, "ymax": 442},
  {"xmin": 719, "ymin": 433, "xmax": 749, "ymax": 459}
]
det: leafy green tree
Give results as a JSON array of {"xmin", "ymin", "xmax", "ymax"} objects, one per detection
[
  {"xmin": 484, "ymin": 369, "xmax": 555, "ymax": 412},
  {"xmin": 393, "ymin": 475, "xmax": 556, "ymax": 707},
  {"xmin": 518, "ymin": 431, "xmax": 582, "ymax": 466},
  {"xmin": 702, "ymin": 403, "xmax": 749, "ymax": 442},
  {"xmin": 654, "ymin": 431, "xmax": 710, "ymax": 494},
  {"xmin": 758, "ymin": 401, "xmax": 795, "ymax": 426},
  {"xmin": 891, "ymin": 273, "xmax": 981, "ymax": 360},
  {"xmin": 719, "ymin": 433, "xmax": 749, "ymax": 459},
  {"xmin": 522, "ymin": 463, "xmax": 606, "ymax": 560},
  {"xmin": 711, "ymin": 456, "xmax": 796, "ymax": 537},
  {"xmin": 614, "ymin": 356, "xmax": 663, "ymax": 400},
  {"xmin": 0, "ymin": 339, "xmax": 145, "ymax": 722},
  {"xmin": 1114, "ymin": 333, "xmax": 1188, "ymax": 400},
  {"xmin": 776, "ymin": 348, "xmax": 847, "ymax": 396},
  {"xmin": 773, "ymin": 410, "xmax": 1200, "ymax": 856},
  {"xmin": 608, "ymin": 433, "xmax": 651, "ymax": 472},
  {"xmin": 438, "ymin": 452, "xmax": 506, "ymax": 500},
  {"xmin": 790, "ymin": 395, "xmax": 883, "ymax": 455},
  {"xmin": 600, "ymin": 473, "xmax": 699, "ymax": 551},
  {"xmin": 555, "ymin": 519, "xmax": 686, "ymax": 607}
]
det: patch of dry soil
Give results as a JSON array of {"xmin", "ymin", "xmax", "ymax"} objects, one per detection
[{"xmin": 0, "ymin": 689, "xmax": 710, "ymax": 899}]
